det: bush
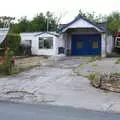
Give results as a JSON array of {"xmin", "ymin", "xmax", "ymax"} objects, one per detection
[{"xmin": 0, "ymin": 50, "xmax": 14, "ymax": 75}]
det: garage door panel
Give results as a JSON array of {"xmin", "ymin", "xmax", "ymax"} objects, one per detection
[{"xmin": 71, "ymin": 35, "xmax": 101, "ymax": 55}]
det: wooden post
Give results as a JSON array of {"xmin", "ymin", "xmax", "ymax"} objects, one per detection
[{"xmin": 4, "ymin": 39, "xmax": 8, "ymax": 57}]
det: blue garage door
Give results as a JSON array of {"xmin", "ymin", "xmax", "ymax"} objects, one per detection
[{"xmin": 71, "ymin": 34, "xmax": 101, "ymax": 56}]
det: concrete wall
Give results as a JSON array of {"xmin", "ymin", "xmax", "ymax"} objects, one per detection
[
  {"xmin": 106, "ymin": 35, "xmax": 114, "ymax": 54},
  {"xmin": 101, "ymin": 34, "xmax": 106, "ymax": 57}
]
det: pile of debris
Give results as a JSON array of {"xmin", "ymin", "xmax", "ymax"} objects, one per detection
[{"xmin": 90, "ymin": 73, "xmax": 120, "ymax": 92}]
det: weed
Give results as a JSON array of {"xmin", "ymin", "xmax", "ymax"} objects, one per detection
[
  {"xmin": 92, "ymin": 64, "xmax": 97, "ymax": 67},
  {"xmin": 88, "ymin": 73, "xmax": 100, "ymax": 81},
  {"xmin": 79, "ymin": 63, "xmax": 84, "ymax": 67},
  {"xmin": 88, "ymin": 56, "xmax": 101, "ymax": 63}
]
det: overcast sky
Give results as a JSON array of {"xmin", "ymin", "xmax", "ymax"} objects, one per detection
[{"xmin": 0, "ymin": 0, "xmax": 120, "ymax": 23}]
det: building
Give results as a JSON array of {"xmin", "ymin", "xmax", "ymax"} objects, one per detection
[{"xmin": 20, "ymin": 15, "xmax": 113, "ymax": 57}]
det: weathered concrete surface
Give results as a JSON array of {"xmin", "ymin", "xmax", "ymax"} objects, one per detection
[
  {"xmin": 0, "ymin": 57, "xmax": 120, "ymax": 113},
  {"xmin": 74, "ymin": 58, "xmax": 120, "ymax": 76}
]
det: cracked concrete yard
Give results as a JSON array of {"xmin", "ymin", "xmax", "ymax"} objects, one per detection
[{"xmin": 0, "ymin": 57, "xmax": 120, "ymax": 113}]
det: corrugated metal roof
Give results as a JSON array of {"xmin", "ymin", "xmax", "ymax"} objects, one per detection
[{"xmin": 0, "ymin": 28, "xmax": 9, "ymax": 44}]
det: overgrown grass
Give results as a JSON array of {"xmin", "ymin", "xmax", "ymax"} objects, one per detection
[{"xmin": 115, "ymin": 58, "xmax": 120, "ymax": 64}]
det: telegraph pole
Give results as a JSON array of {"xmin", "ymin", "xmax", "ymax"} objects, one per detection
[{"xmin": 47, "ymin": 17, "xmax": 49, "ymax": 32}]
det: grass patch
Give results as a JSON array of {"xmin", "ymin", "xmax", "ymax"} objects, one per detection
[
  {"xmin": 79, "ymin": 63, "xmax": 85, "ymax": 67},
  {"xmin": 107, "ymin": 53, "xmax": 120, "ymax": 58},
  {"xmin": 88, "ymin": 56, "xmax": 101, "ymax": 63},
  {"xmin": 115, "ymin": 58, "xmax": 120, "ymax": 64},
  {"xmin": 92, "ymin": 64, "xmax": 97, "ymax": 67},
  {"xmin": 88, "ymin": 73, "xmax": 99, "ymax": 81},
  {"xmin": 111, "ymin": 72, "xmax": 120, "ymax": 77}
]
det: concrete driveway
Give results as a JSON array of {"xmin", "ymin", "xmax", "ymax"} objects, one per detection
[{"xmin": 0, "ymin": 57, "xmax": 120, "ymax": 113}]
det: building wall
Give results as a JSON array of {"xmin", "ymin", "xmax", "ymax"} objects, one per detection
[
  {"xmin": 32, "ymin": 33, "xmax": 56, "ymax": 56},
  {"xmin": 101, "ymin": 33, "xmax": 106, "ymax": 57},
  {"xmin": 21, "ymin": 32, "xmax": 61, "ymax": 56},
  {"xmin": 60, "ymin": 33, "xmax": 113, "ymax": 57},
  {"xmin": 20, "ymin": 33, "xmax": 35, "ymax": 46},
  {"xmin": 106, "ymin": 35, "xmax": 114, "ymax": 54}
]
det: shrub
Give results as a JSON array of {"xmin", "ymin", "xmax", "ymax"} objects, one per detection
[{"xmin": 0, "ymin": 50, "xmax": 14, "ymax": 75}]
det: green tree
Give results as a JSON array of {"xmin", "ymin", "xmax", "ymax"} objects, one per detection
[
  {"xmin": 10, "ymin": 11, "xmax": 59, "ymax": 33},
  {"xmin": 107, "ymin": 12, "xmax": 120, "ymax": 34},
  {"xmin": 31, "ymin": 13, "xmax": 46, "ymax": 31},
  {"xmin": 78, "ymin": 10, "xmax": 103, "ymax": 23},
  {"xmin": 11, "ymin": 16, "xmax": 30, "ymax": 33}
]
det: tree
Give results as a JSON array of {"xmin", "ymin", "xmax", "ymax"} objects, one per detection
[
  {"xmin": 11, "ymin": 16, "xmax": 30, "ymax": 33},
  {"xmin": 31, "ymin": 13, "xmax": 46, "ymax": 31},
  {"xmin": 10, "ymin": 11, "xmax": 59, "ymax": 33},
  {"xmin": 107, "ymin": 12, "xmax": 120, "ymax": 35},
  {"xmin": 78, "ymin": 10, "xmax": 103, "ymax": 23}
]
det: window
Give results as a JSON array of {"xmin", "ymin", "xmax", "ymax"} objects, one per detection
[
  {"xmin": 39, "ymin": 37, "xmax": 53, "ymax": 49},
  {"xmin": 92, "ymin": 40, "xmax": 98, "ymax": 48},
  {"xmin": 77, "ymin": 41, "xmax": 83, "ymax": 49}
]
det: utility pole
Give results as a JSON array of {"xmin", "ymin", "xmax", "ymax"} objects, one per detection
[{"xmin": 47, "ymin": 17, "xmax": 49, "ymax": 32}]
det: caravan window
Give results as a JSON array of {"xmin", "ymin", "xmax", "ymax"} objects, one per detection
[{"xmin": 39, "ymin": 37, "xmax": 53, "ymax": 49}]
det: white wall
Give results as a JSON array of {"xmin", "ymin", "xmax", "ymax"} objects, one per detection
[
  {"xmin": 101, "ymin": 33, "xmax": 106, "ymax": 57},
  {"xmin": 106, "ymin": 35, "xmax": 113, "ymax": 54},
  {"xmin": 31, "ymin": 33, "xmax": 60, "ymax": 56},
  {"xmin": 20, "ymin": 32, "xmax": 59, "ymax": 56},
  {"xmin": 20, "ymin": 33, "xmax": 35, "ymax": 46}
]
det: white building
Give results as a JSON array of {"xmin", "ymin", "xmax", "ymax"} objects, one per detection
[{"xmin": 20, "ymin": 15, "xmax": 113, "ymax": 57}]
